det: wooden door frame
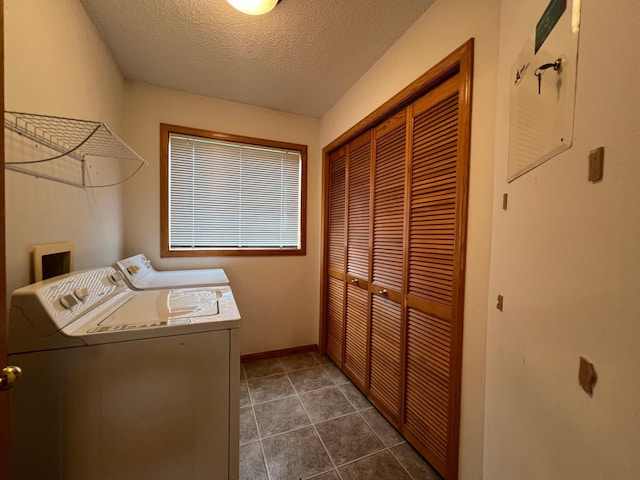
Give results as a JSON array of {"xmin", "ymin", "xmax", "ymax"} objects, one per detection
[
  {"xmin": 319, "ymin": 39, "xmax": 473, "ymax": 355},
  {"xmin": 1, "ymin": 1, "xmax": 9, "ymax": 478},
  {"xmin": 319, "ymin": 39, "xmax": 473, "ymax": 480}
]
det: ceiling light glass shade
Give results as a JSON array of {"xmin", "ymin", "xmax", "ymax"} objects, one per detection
[{"xmin": 226, "ymin": 0, "xmax": 279, "ymax": 15}]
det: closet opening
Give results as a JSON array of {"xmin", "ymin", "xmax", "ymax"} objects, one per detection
[{"xmin": 319, "ymin": 39, "xmax": 474, "ymax": 480}]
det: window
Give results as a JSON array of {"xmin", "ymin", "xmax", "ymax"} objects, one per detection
[{"xmin": 160, "ymin": 124, "xmax": 307, "ymax": 256}]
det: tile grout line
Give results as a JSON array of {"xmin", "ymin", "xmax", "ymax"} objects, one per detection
[
  {"xmin": 315, "ymin": 364, "xmax": 379, "ymax": 478},
  {"xmin": 243, "ymin": 356, "xmax": 327, "ymax": 477},
  {"xmin": 259, "ymin": 356, "xmax": 316, "ymax": 479},
  {"xmin": 327, "ymin": 369, "xmax": 417, "ymax": 480},
  {"xmin": 304, "ymin": 468, "xmax": 339, "ymax": 480},
  {"xmin": 257, "ymin": 405, "xmax": 360, "ymax": 442},
  {"xmin": 296, "ymin": 398, "xmax": 345, "ymax": 480},
  {"xmin": 331, "ymin": 445, "xmax": 392, "ymax": 469},
  {"xmin": 353, "ymin": 399, "xmax": 441, "ymax": 479},
  {"xmin": 251, "ymin": 382, "xmax": 338, "ymax": 407},
  {"xmin": 338, "ymin": 397, "xmax": 401, "ymax": 473},
  {"xmin": 319, "ymin": 361, "xmax": 352, "ymax": 386},
  {"xmin": 306, "ymin": 356, "xmax": 391, "ymax": 479},
  {"xmin": 284, "ymin": 358, "xmax": 347, "ymax": 480},
  {"xmin": 239, "ymin": 365, "xmax": 260, "ymax": 447},
  {"xmin": 244, "ymin": 354, "xmax": 430, "ymax": 479},
  {"xmin": 246, "ymin": 359, "xmax": 341, "ymax": 405},
  {"xmin": 387, "ymin": 444, "xmax": 419, "ymax": 480},
  {"xmin": 243, "ymin": 363, "xmax": 272, "ymax": 480},
  {"xmin": 356, "ymin": 408, "xmax": 417, "ymax": 480},
  {"xmin": 257, "ymin": 401, "xmax": 378, "ymax": 441}
]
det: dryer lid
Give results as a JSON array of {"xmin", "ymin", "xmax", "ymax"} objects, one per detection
[{"xmin": 115, "ymin": 254, "xmax": 229, "ymax": 290}]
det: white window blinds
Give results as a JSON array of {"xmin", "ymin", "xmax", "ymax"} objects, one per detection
[{"xmin": 168, "ymin": 133, "xmax": 302, "ymax": 250}]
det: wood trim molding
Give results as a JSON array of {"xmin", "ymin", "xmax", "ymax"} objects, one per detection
[
  {"xmin": 322, "ymin": 39, "xmax": 473, "ymax": 156},
  {"xmin": 0, "ymin": 3, "xmax": 8, "ymax": 478},
  {"xmin": 240, "ymin": 344, "xmax": 318, "ymax": 363},
  {"xmin": 444, "ymin": 38, "xmax": 474, "ymax": 480}
]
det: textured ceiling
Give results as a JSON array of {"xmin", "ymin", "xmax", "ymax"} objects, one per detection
[{"xmin": 79, "ymin": 0, "xmax": 435, "ymax": 118}]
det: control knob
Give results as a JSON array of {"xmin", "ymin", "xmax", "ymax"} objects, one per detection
[
  {"xmin": 74, "ymin": 288, "xmax": 89, "ymax": 301},
  {"xmin": 108, "ymin": 271, "xmax": 125, "ymax": 284},
  {"xmin": 59, "ymin": 294, "xmax": 78, "ymax": 310}
]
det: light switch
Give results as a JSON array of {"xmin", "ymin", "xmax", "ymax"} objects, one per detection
[
  {"xmin": 578, "ymin": 356, "xmax": 597, "ymax": 396},
  {"xmin": 588, "ymin": 147, "xmax": 604, "ymax": 183}
]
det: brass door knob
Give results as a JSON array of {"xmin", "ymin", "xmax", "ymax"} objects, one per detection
[
  {"xmin": 0, "ymin": 366, "xmax": 22, "ymax": 391},
  {"xmin": 379, "ymin": 289, "xmax": 388, "ymax": 296}
]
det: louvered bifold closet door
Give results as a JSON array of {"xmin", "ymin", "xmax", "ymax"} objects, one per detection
[
  {"xmin": 404, "ymin": 73, "xmax": 467, "ymax": 479},
  {"xmin": 343, "ymin": 133, "xmax": 372, "ymax": 389},
  {"xmin": 368, "ymin": 111, "xmax": 407, "ymax": 423},
  {"xmin": 326, "ymin": 148, "xmax": 347, "ymax": 367},
  {"xmin": 346, "ymin": 133, "xmax": 371, "ymax": 280}
]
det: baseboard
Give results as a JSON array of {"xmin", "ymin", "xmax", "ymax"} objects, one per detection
[{"xmin": 241, "ymin": 344, "xmax": 318, "ymax": 363}]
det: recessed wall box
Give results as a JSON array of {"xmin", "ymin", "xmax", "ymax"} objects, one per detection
[
  {"xmin": 578, "ymin": 356, "xmax": 597, "ymax": 396},
  {"xmin": 32, "ymin": 242, "xmax": 75, "ymax": 282},
  {"xmin": 588, "ymin": 146, "xmax": 604, "ymax": 182}
]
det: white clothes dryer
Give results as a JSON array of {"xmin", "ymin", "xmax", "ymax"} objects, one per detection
[
  {"xmin": 8, "ymin": 267, "xmax": 240, "ymax": 480},
  {"xmin": 115, "ymin": 253, "xmax": 229, "ymax": 290}
]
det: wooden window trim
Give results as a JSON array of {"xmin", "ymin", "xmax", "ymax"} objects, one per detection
[{"xmin": 160, "ymin": 123, "xmax": 308, "ymax": 257}]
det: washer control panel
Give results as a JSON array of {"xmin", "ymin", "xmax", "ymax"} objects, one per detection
[
  {"xmin": 14, "ymin": 267, "xmax": 130, "ymax": 334},
  {"xmin": 52, "ymin": 271, "xmax": 124, "ymax": 310}
]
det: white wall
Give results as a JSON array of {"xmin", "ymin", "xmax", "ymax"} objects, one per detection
[
  {"xmin": 319, "ymin": 0, "xmax": 501, "ymax": 478},
  {"xmin": 122, "ymin": 83, "xmax": 321, "ymax": 356},
  {"xmin": 4, "ymin": 0, "xmax": 125, "ymax": 297},
  {"xmin": 484, "ymin": 0, "xmax": 640, "ymax": 478}
]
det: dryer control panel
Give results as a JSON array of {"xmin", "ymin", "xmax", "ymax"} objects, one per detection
[{"xmin": 114, "ymin": 254, "xmax": 154, "ymax": 288}]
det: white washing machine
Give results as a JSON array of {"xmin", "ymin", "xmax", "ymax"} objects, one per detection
[
  {"xmin": 115, "ymin": 253, "xmax": 229, "ymax": 290},
  {"xmin": 8, "ymin": 267, "xmax": 240, "ymax": 480}
]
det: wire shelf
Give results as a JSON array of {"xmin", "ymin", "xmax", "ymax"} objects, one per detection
[{"xmin": 4, "ymin": 111, "xmax": 148, "ymax": 188}]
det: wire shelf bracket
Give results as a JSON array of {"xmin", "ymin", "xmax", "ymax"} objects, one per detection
[{"xmin": 4, "ymin": 111, "xmax": 148, "ymax": 188}]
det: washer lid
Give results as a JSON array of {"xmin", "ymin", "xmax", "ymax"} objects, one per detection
[
  {"xmin": 66, "ymin": 285, "xmax": 240, "ymax": 343},
  {"xmin": 99, "ymin": 288, "xmax": 226, "ymax": 327}
]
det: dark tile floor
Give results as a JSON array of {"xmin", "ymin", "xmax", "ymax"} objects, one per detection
[{"xmin": 240, "ymin": 352, "xmax": 442, "ymax": 480}]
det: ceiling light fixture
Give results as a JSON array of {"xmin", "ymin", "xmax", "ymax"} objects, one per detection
[{"xmin": 226, "ymin": 0, "xmax": 280, "ymax": 15}]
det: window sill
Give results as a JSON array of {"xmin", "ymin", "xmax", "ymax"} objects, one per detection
[{"xmin": 161, "ymin": 247, "xmax": 306, "ymax": 257}]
